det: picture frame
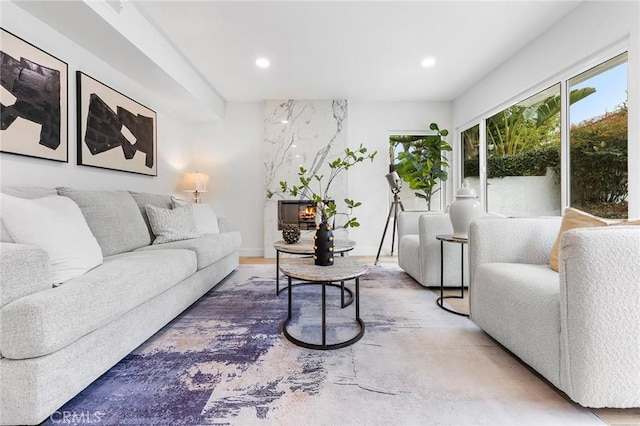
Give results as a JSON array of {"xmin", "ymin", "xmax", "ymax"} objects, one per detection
[
  {"xmin": 76, "ymin": 71, "xmax": 157, "ymax": 176},
  {"xmin": 0, "ymin": 28, "xmax": 68, "ymax": 162}
]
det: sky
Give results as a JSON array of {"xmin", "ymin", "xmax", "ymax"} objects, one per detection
[{"xmin": 569, "ymin": 62, "xmax": 627, "ymax": 125}]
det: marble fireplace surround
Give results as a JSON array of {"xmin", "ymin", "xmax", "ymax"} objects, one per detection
[{"xmin": 264, "ymin": 99, "xmax": 349, "ymax": 258}]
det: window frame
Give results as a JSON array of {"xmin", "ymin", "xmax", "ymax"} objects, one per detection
[{"xmin": 454, "ymin": 40, "xmax": 630, "ymax": 216}]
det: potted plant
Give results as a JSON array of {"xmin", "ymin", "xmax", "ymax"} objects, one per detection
[
  {"xmin": 267, "ymin": 144, "xmax": 377, "ymax": 265},
  {"xmin": 390, "ymin": 123, "xmax": 451, "ymax": 210}
]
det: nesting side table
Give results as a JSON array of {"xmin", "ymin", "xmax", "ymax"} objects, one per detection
[
  {"xmin": 435, "ymin": 234, "xmax": 469, "ymax": 317},
  {"xmin": 280, "ymin": 257, "xmax": 367, "ymax": 350},
  {"xmin": 273, "ymin": 238, "xmax": 356, "ymax": 294}
]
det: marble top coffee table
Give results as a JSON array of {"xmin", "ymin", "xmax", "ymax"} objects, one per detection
[
  {"xmin": 280, "ymin": 257, "xmax": 367, "ymax": 350},
  {"xmin": 273, "ymin": 238, "xmax": 356, "ymax": 295}
]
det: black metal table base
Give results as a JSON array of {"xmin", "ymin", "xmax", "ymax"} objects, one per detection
[
  {"xmin": 276, "ymin": 250, "xmax": 348, "ymax": 294},
  {"xmin": 278, "ymin": 280, "xmax": 354, "ymax": 308},
  {"xmin": 282, "ymin": 277, "xmax": 364, "ymax": 350},
  {"xmin": 437, "ymin": 236, "xmax": 470, "ymax": 317},
  {"xmin": 276, "ymin": 251, "xmax": 353, "ymax": 308},
  {"xmin": 436, "ymin": 294, "xmax": 468, "ymax": 317}
]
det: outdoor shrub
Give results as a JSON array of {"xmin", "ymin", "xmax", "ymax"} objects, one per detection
[{"xmin": 464, "ymin": 146, "xmax": 559, "ymax": 178}]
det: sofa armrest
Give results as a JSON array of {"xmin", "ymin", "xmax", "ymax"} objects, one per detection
[
  {"xmin": 0, "ymin": 243, "xmax": 51, "ymax": 308},
  {"xmin": 469, "ymin": 216, "xmax": 561, "ymax": 276},
  {"xmin": 397, "ymin": 211, "xmax": 427, "ymax": 237},
  {"xmin": 558, "ymin": 226, "xmax": 640, "ymax": 407}
]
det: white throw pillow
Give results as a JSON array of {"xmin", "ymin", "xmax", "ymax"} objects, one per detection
[
  {"xmin": 0, "ymin": 194, "xmax": 103, "ymax": 285},
  {"xmin": 171, "ymin": 197, "xmax": 220, "ymax": 234},
  {"xmin": 145, "ymin": 203, "xmax": 200, "ymax": 244},
  {"xmin": 191, "ymin": 204, "xmax": 220, "ymax": 234},
  {"xmin": 171, "ymin": 196, "xmax": 189, "ymax": 208}
]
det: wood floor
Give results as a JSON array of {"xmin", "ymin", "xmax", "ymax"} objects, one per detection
[{"xmin": 241, "ymin": 255, "xmax": 640, "ymax": 425}]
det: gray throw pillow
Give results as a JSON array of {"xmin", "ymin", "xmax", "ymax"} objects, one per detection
[
  {"xmin": 129, "ymin": 191, "xmax": 174, "ymax": 240},
  {"xmin": 56, "ymin": 188, "xmax": 151, "ymax": 256},
  {"xmin": 145, "ymin": 204, "xmax": 200, "ymax": 245}
]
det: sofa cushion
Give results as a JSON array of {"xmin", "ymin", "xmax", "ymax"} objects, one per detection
[
  {"xmin": 172, "ymin": 197, "xmax": 220, "ymax": 234},
  {"xmin": 0, "ymin": 186, "xmax": 57, "ymax": 199},
  {"xmin": 135, "ymin": 232, "xmax": 241, "ymax": 270},
  {"xmin": 146, "ymin": 203, "xmax": 200, "ymax": 244},
  {"xmin": 0, "ymin": 249, "xmax": 197, "ymax": 359},
  {"xmin": 550, "ymin": 208, "xmax": 640, "ymax": 271},
  {"xmin": 471, "ymin": 263, "xmax": 561, "ymax": 387},
  {"xmin": 129, "ymin": 191, "xmax": 173, "ymax": 240},
  {"xmin": 192, "ymin": 204, "xmax": 220, "ymax": 234},
  {"xmin": 0, "ymin": 194, "xmax": 103, "ymax": 284},
  {"xmin": 549, "ymin": 208, "xmax": 611, "ymax": 271},
  {"xmin": 57, "ymin": 188, "xmax": 151, "ymax": 256}
]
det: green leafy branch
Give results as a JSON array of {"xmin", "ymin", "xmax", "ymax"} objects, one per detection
[
  {"xmin": 390, "ymin": 123, "xmax": 451, "ymax": 210},
  {"xmin": 267, "ymin": 144, "xmax": 376, "ymax": 228}
]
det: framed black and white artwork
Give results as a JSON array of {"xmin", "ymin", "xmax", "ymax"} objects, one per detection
[
  {"xmin": 0, "ymin": 28, "xmax": 68, "ymax": 162},
  {"xmin": 76, "ymin": 71, "xmax": 157, "ymax": 176}
]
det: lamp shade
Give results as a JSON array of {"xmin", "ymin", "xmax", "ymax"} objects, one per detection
[{"xmin": 183, "ymin": 172, "xmax": 210, "ymax": 193}]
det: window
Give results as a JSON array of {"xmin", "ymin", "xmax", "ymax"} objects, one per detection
[
  {"xmin": 485, "ymin": 84, "xmax": 561, "ymax": 216},
  {"xmin": 461, "ymin": 124, "xmax": 480, "ymax": 199},
  {"xmin": 460, "ymin": 50, "xmax": 628, "ymax": 219},
  {"xmin": 568, "ymin": 53, "xmax": 628, "ymax": 218},
  {"xmin": 389, "ymin": 134, "xmax": 445, "ymax": 211}
]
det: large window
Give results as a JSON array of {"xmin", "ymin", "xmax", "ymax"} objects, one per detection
[
  {"xmin": 485, "ymin": 84, "xmax": 561, "ymax": 217},
  {"xmin": 461, "ymin": 124, "xmax": 480, "ymax": 198},
  {"xmin": 461, "ymin": 51, "xmax": 628, "ymax": 218},
  {"xmin": 569, "ymin": 53, "xmax": 628, "ymax": 218}
]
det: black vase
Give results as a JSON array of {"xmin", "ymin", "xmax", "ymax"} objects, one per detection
[{"xmin": 313, "ymin": 221, "xmax": 334, "ymax": 266}]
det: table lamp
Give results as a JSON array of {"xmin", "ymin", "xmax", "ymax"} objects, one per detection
[{"xmin": 183, "ymin": 171, "xmax": 210, "ymax": 203}]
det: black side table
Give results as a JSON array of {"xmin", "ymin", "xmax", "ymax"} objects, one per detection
[{"xmin": 435, "ymin": 234, "xmax": 469, "ymax": 317}]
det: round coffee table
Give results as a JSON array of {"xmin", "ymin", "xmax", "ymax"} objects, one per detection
[
  {"xmin": 273, "ymin": 238, "xmax": 356, "ymax": 294},
  {"xmin": 280, "ymin": 257, "xmax": 367, "ymax": 350}
]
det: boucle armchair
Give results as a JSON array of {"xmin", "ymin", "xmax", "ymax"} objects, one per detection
[
  {"xmin": 469, "ymin": 217, "xmax": 640, "ymax": 408},
  {"xmin": 397, "ymin": 211, "xmax": 468, "ymax": 288}
]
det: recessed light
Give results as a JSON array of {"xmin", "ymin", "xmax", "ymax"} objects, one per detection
[
  {"xmin": 281, "ymin": 120, "xmax": 289, "ymax": 124},
  {"xmin": 256, "ymin": 58, "xmax": 270, "ymax": 68},
  {"xmin": 421, "ymin": 57, "xmax": 436, "ymax": 68}
]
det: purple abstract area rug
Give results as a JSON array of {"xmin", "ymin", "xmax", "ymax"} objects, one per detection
[{"xmin": 44, "ymin": 263, "xmax": 603, "ymax": 426}]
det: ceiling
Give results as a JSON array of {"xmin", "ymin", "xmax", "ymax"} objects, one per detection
[{"xmin": 133, "ymin": 1, "xmax": 583, "ymax": 103}]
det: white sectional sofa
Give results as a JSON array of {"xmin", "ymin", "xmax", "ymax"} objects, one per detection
[
  {"xmin": 469, "ymin": 217, "xmax": 640, "ymax": 408},
  {"xmin": 0, "ymin": 187, "xmax": 242, "ymax": 425}
]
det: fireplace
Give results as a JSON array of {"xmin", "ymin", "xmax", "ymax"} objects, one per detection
[{"xmin": 277, "ymin": 200, "xmax": 320, "ymax": 230}]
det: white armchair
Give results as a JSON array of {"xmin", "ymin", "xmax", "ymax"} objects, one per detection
[
  {"xmin": 470, "ymin": 217, "xmax": 640, "ymax": 408},
  {"xmin": 397, "ymin": 211, "xmax": 468, "ymax": 288}
]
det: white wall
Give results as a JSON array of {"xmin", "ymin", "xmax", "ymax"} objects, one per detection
[
  {"xmin": 452, "ymin": 1, "xmax": 640, "ymax": 216},
  {"xmin": 192, "ymin": 101, "xmax": 451, "ymax": 257},
  {"xmin": 0, "ymin": 2, "xmax": 200, "ymax": 195},
  {"xmin": 188, "ymin": 103, "xmax": 264, "ymax": 256},
  {"xmin": 0, "ymin": 1, "xmax": 452, "ymax": 257},
  {"xmin": 347, "ymin": 101, "xmax": 451, "ymax": 256}
]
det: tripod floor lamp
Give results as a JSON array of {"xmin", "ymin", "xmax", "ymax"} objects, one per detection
[{"xmin": 375, "ymin": 171, "xmax": 404, "ymax": 265}]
